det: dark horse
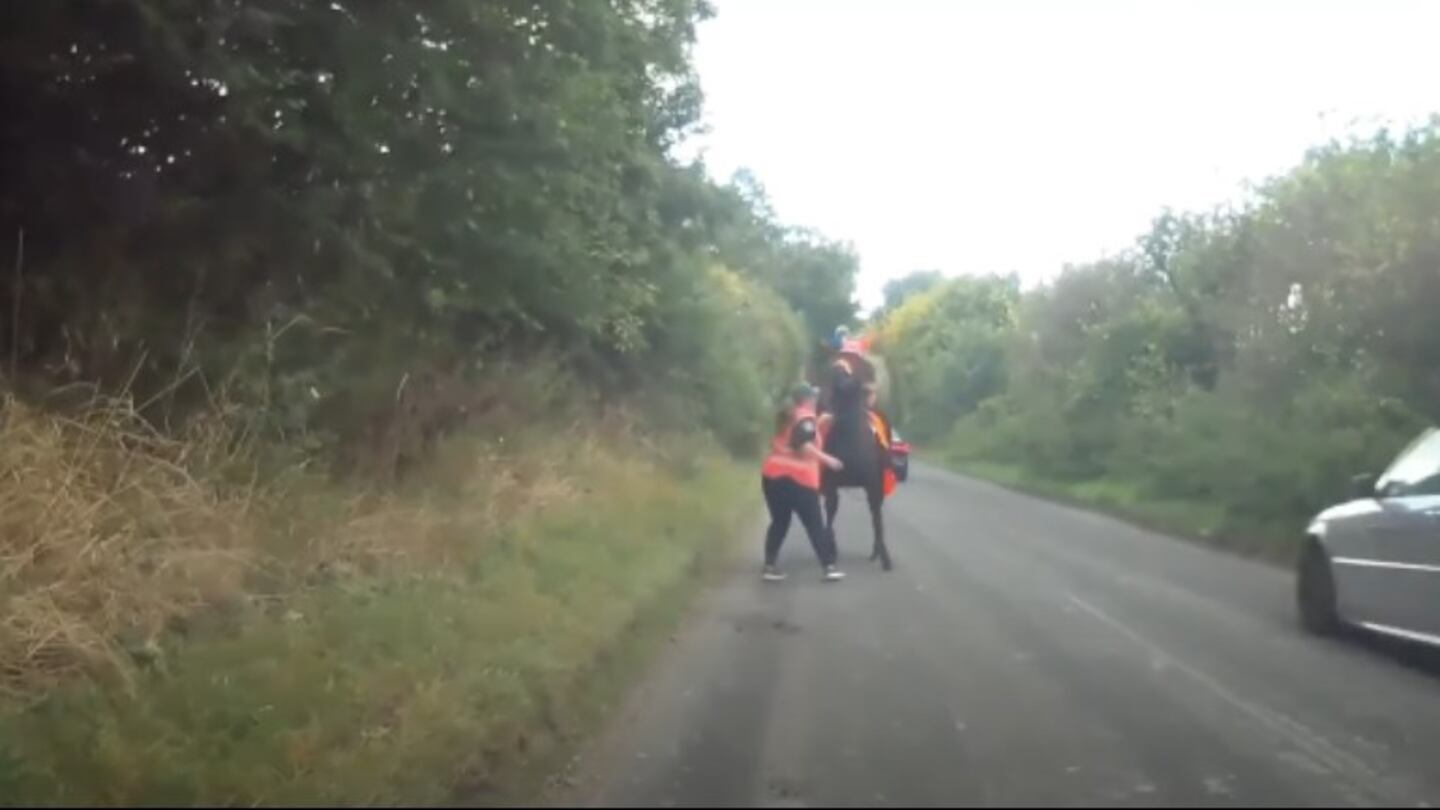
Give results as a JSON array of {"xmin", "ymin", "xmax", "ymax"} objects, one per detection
[{"xmin": 820, "ymin": 356, "xmax": 892, "ymax": 571}]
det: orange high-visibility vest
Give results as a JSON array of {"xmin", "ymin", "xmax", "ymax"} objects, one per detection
[
  {"xmin": 869, "ymin": 411, "xmax": 890, "ymax": 450},
  {"xmin": 761, "ymin": 404, "xmax": 821, "ymax": 490},
  {"xmin": 870, "ymin": 410, "xmax": 897, "ymax": 496}
]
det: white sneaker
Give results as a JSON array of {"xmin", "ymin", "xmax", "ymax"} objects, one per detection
[
  {"xmin": 762, "ymin": 566, "xmax": 787, "ymax": 582},
  {"xmin": 823, "ymin": 565, "xmax": 846, "ymax": 582}
]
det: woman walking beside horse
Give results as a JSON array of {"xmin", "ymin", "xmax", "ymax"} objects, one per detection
[{"xmin": 760, "ymin": 383, "xmax": 847, "ymax": 583}]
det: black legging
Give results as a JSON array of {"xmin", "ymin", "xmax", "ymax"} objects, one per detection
[{"xmin": 761, "ymin": 475, "xmax": 837, "ymax": 566}]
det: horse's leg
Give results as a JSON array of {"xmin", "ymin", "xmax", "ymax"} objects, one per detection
[{"xmin": 868, "ymin": 483, "xmax": 892, "ymax": 571}]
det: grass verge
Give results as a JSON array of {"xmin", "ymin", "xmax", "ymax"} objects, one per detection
[
  {"xmin": 0, "ymin": 396, "xmax": 755, "ymax": 805},
  {"xmin": 936, "ymin": 456, "xmax": 1295, "ymax": 565}
]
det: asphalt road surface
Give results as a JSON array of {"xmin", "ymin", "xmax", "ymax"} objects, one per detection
[{"xmin": 564, "ymin": 463, "xmax": 1440, "ymax": 808}]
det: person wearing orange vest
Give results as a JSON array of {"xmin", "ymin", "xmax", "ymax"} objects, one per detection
[{"xmin": 761, "ymin": 382, "xmax": 846, "ymax": 582}]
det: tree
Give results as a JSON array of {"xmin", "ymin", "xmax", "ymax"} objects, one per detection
[
  {"xmin": 0, "ymin": 0, "xmax": 857, "ymax": 460},
  {"xmin": 878, "ymin": 270, "xmax": 944, "ymax": 316},
  {"xmin": 877, "ymin": 119, "xmax": 1440, "ymax": 543},
  {"xmin": 873, "ymin": 275, "xmax": 1018, "ymax": 436}
]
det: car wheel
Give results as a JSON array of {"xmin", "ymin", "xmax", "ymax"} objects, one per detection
[{"xmin": 1297, "ymin": 538, "xmax": 1340, "ymax": 636}]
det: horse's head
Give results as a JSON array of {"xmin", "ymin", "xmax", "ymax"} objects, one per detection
[{"xmin": 828, "ymin": 356, "xmax": 866, "ymax": 410}]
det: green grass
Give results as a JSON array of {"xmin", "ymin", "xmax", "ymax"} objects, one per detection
[
  {"xmin": 0, "ymin": 439, "xmax": 754, "ymax": 806},
  {"xmin": 939, "ymin": 455, "xmax": 1295, "ymax": 564}
]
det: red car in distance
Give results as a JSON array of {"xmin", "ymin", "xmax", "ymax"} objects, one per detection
[{"xmin": 890, "ymin": 428, "xmax": 911, "ymax": 482}]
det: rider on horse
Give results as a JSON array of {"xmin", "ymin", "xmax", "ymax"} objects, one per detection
[
  {"xmin": 820, "ymin": 326, "xmax": 896, "ymax": 497},
  {"xmin": 816, "ymin": 326, "xmax": 898, "ymax": 570}
]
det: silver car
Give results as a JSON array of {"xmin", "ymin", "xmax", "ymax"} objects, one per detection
[{"xmin": 1298, "ymin": 426, "xmax": 1440, "ymax": 646}]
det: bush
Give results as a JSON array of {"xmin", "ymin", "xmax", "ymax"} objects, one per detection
[
  {"xmin": 646, "ymin": 265, "xmax": 805, "ymax": 456},
  {"xmin": 0, "ymin": 391, "xmax": 755, "ymax": 805}
]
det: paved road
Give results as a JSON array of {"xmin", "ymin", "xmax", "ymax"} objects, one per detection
[{"xmin": 565, "ymin": 464, "xmax": 1440, "ymax": 807}]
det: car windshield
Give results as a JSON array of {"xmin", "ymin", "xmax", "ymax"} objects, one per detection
[{"xmin": 1377, "ymin": 427, "xmax": 1440, "ymax": 497}]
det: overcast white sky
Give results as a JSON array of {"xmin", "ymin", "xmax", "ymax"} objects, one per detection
[{"xmin": 686, "ymin": 0, "xmax": 1440, "ymax": 311}]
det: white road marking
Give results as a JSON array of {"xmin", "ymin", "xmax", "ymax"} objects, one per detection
[{"xmin": 1065, "ymin": 592, "xmax": 1409, "ymax": 807}]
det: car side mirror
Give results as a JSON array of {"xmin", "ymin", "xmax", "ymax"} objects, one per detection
[{"xmin": 1350, "ymin": 472, "xmax": 1379, "ymax": 500}]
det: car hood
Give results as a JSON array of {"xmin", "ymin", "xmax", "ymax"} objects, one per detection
[{"xmin": 1311, "ymin": 498, "xmax": 1382, "ymax": 526}]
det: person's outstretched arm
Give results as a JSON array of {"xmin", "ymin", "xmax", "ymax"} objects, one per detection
[{"xmin": 803, "ymin": 441, "xmax": 844, "ymax": 471}]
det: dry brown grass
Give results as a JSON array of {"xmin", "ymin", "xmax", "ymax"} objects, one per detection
[
  {"xmin": 0, "ymin": 389, "xmax": 601, "ymax": 700},
  {"xmin": 269, "ymin": 427, "xmax": 585, "ymax": 580},
  {"xmin": 0, "ymin": 394, "xmax": 256, "ymax": 696},
  {"xmin": 0, "ymin": 397, "xmax": 751, "ymax": 806}
]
